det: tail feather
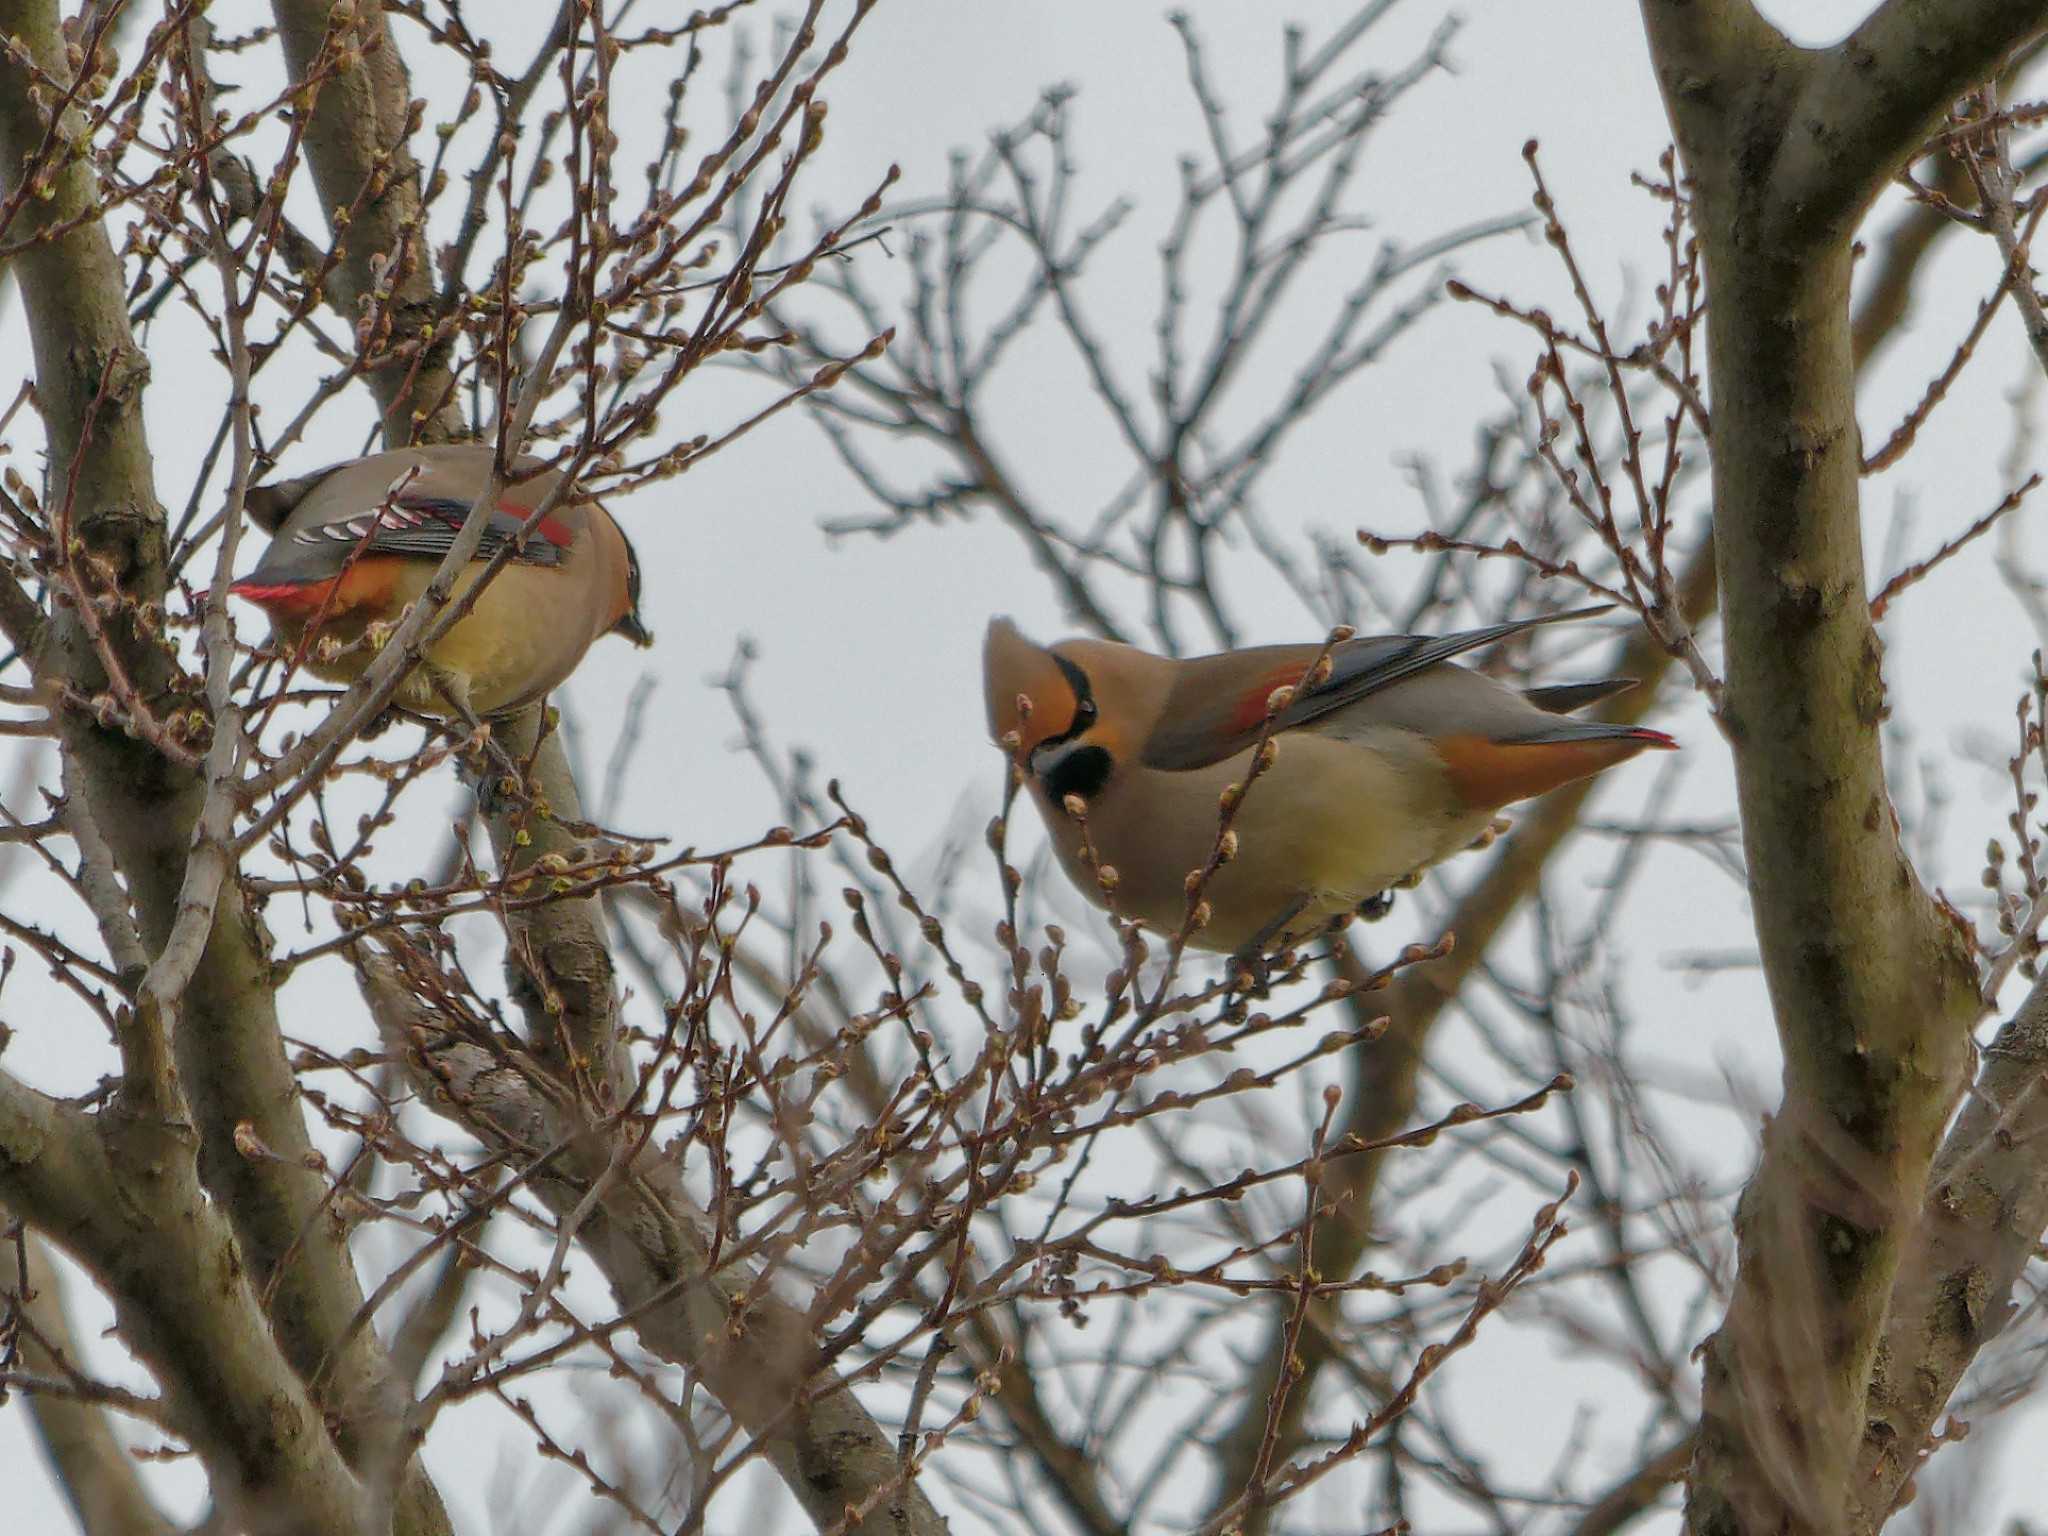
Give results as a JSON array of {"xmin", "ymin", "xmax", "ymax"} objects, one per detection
[
  {"xmin": 1435, "ymin": 723, "xmax": 1676, "ymax": 809},
  {"xmin": 1523, "ymin": 677, "xmax": 1639, "ymax": 715},
  {"xmin": 1506, "ymin": 718, "xmax": 1676, "ymax": 749}
]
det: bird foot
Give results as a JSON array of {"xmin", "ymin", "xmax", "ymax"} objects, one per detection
[
  {"xmin": 462, "ymin": 755, "xmax": 533, "ymax": 819},
  {"xmin": 1226, "ymin": 947, "xmax": 1274, "ymax": 1001},
  {"xmin": 1356, "ymin": 890, "xmax": 1395, "ymax": 922},
  {"xmin": 1221, "ymin": 895, "xmax": 1319, "ymax": 1004},
  {"xmin": 434, "ymin": 674, "xmax": 533, "ymax": 818}
]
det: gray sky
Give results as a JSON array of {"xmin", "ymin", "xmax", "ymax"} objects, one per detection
[{"xmin": 7, "ymin": 0, "xmax": 2048, "ymax": 1530}]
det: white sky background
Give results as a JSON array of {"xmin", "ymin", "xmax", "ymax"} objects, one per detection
[{"xmin": 6, "ymin": 0, "xmax": 2048, "ymax": 1531}]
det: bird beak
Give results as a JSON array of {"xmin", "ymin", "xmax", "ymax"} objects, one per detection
[{"xmin": 612, "ymin": 610, "xmax": 655, "ymax": 647}]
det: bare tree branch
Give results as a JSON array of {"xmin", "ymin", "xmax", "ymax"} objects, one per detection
[
  {"xmin": 3, "ymin": 1223, "xmax": 176, "ymax": 1536},
  {"xmin": 1856, "ymin": 972, "xmax": 2048, "ymax": 1525},
  {"xmin": 0, "ymin": 5, "xmax": 451, "ymax": 1528},
  {"xmin": 270, "ymin": 0, "xmax": 461, "ymax": 446},
  {"xmin": 1207, "ymin": 545, "xmax": 1717, "ymax": 1525},
  {"xmin": 359, "ymin": 715, "xmax": 955, "ymax": 1536},
  {"xmin": 0, "ymin": 1067, "xmax": 369, "ymax": 1534},
  {"xmin": 1786, "ymin": 0, "xmax": 2048, "ymax": 241},
  {"xmin": 1634, "ymin": 3, "xmax": 2048, "ymax": 1529}
]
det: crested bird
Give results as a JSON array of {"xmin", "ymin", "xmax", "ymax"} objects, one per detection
[
  {"xmin": 984, "ymin": 607, "xmax": 1675, "ymax": 957},
  {"xmin": 228, "ymin": 444, "xmax": 651, "ymax": 718}
]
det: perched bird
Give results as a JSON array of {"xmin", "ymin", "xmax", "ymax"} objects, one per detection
[
  {"xmin": 229, "ymin": 444, "xmax": 651, "ymax": 717},
  {"xmin": 984, "ymin": 608, "xmax": 1675, "ymax": 956}
]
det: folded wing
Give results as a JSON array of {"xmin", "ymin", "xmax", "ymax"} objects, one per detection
[{"xmin": 1141, "ymin": 606, "xmax": 1618, "ymax": 772}]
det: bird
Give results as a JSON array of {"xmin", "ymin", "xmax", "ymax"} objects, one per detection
[
  {"xmin": 983, "ymin": 607, "xmax": 1675, "ymax": 957},
  {"xmin": 228, "ymin": 444, "xmax": 651, "ymax": 719}
]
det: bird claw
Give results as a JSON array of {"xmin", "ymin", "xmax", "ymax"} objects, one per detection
[
  {"xmin": 1226, "ymin": 947, "xmax": 1274, "ymax": 1000},
  {"xmin": 464, "ymin": 760, "xmax": 530, "ymax": 819},
  {"xmin": 1222, "ymin": 895, "xmax": 1320, "ymax": 1003},
  {"xmin": 452, "ymin": 736, "xmax": 527, "ymax": 818},
  {"xmin": 433, "ymin": 674, "xmax": 534, "ymax": 818},
  {"xmin": 1357, "ymin": 890, "xmax": 1395, "ymax": 922}
]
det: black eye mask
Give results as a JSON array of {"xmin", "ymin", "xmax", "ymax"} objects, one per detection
[{"xmin": 1049, "ymin": 652, "xmax": 1097, "ymax": 740}]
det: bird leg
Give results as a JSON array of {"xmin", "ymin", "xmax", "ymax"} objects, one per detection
[
  {"xmin": 1226, "ymin": 894, "xmax": 1315, "ymax": 1000},
  {"xmin": 431, "ymin": 673, "xmax": 530, "ymax": 816},
  {"xmin": 1358, "ymin": 865, "xmax": 1428, "ymax": 923}
]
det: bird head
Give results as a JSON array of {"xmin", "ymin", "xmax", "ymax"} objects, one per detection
[
  {"xmin": 984, "ymin": 618, "xmax": 1088, "ymax": 751},
  {"xmin": 610, "ymin": 525, "xmax": 654, "ymax": 647},
  {"xmin": 984, "ymin": 618, "xmax": 1156, "ymax": 810}
]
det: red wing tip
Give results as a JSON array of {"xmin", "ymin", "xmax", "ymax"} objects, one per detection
[
  {"xmin": 1630, "ymin": 728, "xmax": 1679, "ymax": 750},
  {"xmin": 498, "ymin": 499, "xmax": 574, "ymax": 549}
]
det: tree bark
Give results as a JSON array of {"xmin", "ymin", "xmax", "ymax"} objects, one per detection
[
  {"xmin": 271, "ymin": 0, "xmax": 461, "ymax": 446},
  {"xmin": 1854, "ymin": 972, "xmax": 2048, "ymax": 1526},
  {"xmin": 0, "ymin": 1073, "xmax": 368, "ymax": 1535},
  {"xmin": 8, "ymin": 1224, "xmax": 177, "ymax": 1536},
  {"xmin": 1634, "ymin": 2, "xmax": 2048, "ymax": 1529},
  {"xmin": 0, "ymin": 5, "xmax": 449, "ymax": 1529}
]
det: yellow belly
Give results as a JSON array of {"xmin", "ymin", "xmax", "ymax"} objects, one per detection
[
  {"xmin": 276, "ymin": 561, "xmax": 600, "ymax": 717},
  {"xmin": 1040, "ymin": 730, "xmax": 1487, "ymax": 953}
]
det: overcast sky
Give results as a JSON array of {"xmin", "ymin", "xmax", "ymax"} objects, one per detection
[{"xmin": 7, "ymin": 0, "xmax": 2048, "ymax": 1531}]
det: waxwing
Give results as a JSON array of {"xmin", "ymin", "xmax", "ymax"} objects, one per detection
[
  {"xmin": 984, "ymin": 608, "xmax": 1675, "ymax": 956},
  {"xmin": 229, "ymin": 444, "xmax": 651, "ymax": 718}
]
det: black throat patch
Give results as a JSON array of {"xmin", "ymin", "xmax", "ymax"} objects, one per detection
[{"xmin": 1041, "ymin": 744, "xmax": 1113, "ymax": 806}]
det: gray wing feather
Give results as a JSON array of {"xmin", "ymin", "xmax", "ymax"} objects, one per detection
[
  {"xmin": 1270, "ymin": 605, "xmax": 1615, "ymax": 735},
  {"xmin": 244, "ymin": 464, "xmax": 345, "ymax": 534},
  {"xmin": 1522, "ymin": 677, "xmax": 1637, "ymax": 714},
  {"xmin": 1141, "ymin": 605, "xmax": 1615, "ymax": 771},
  {"xmin": 244, "ymin": 498, "xmax": 563, "ymax": 586}
]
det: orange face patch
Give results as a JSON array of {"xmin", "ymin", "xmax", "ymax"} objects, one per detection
[{"xmin": 984, "ymin": 622, "xmax": 1082, "ymax": 752}]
